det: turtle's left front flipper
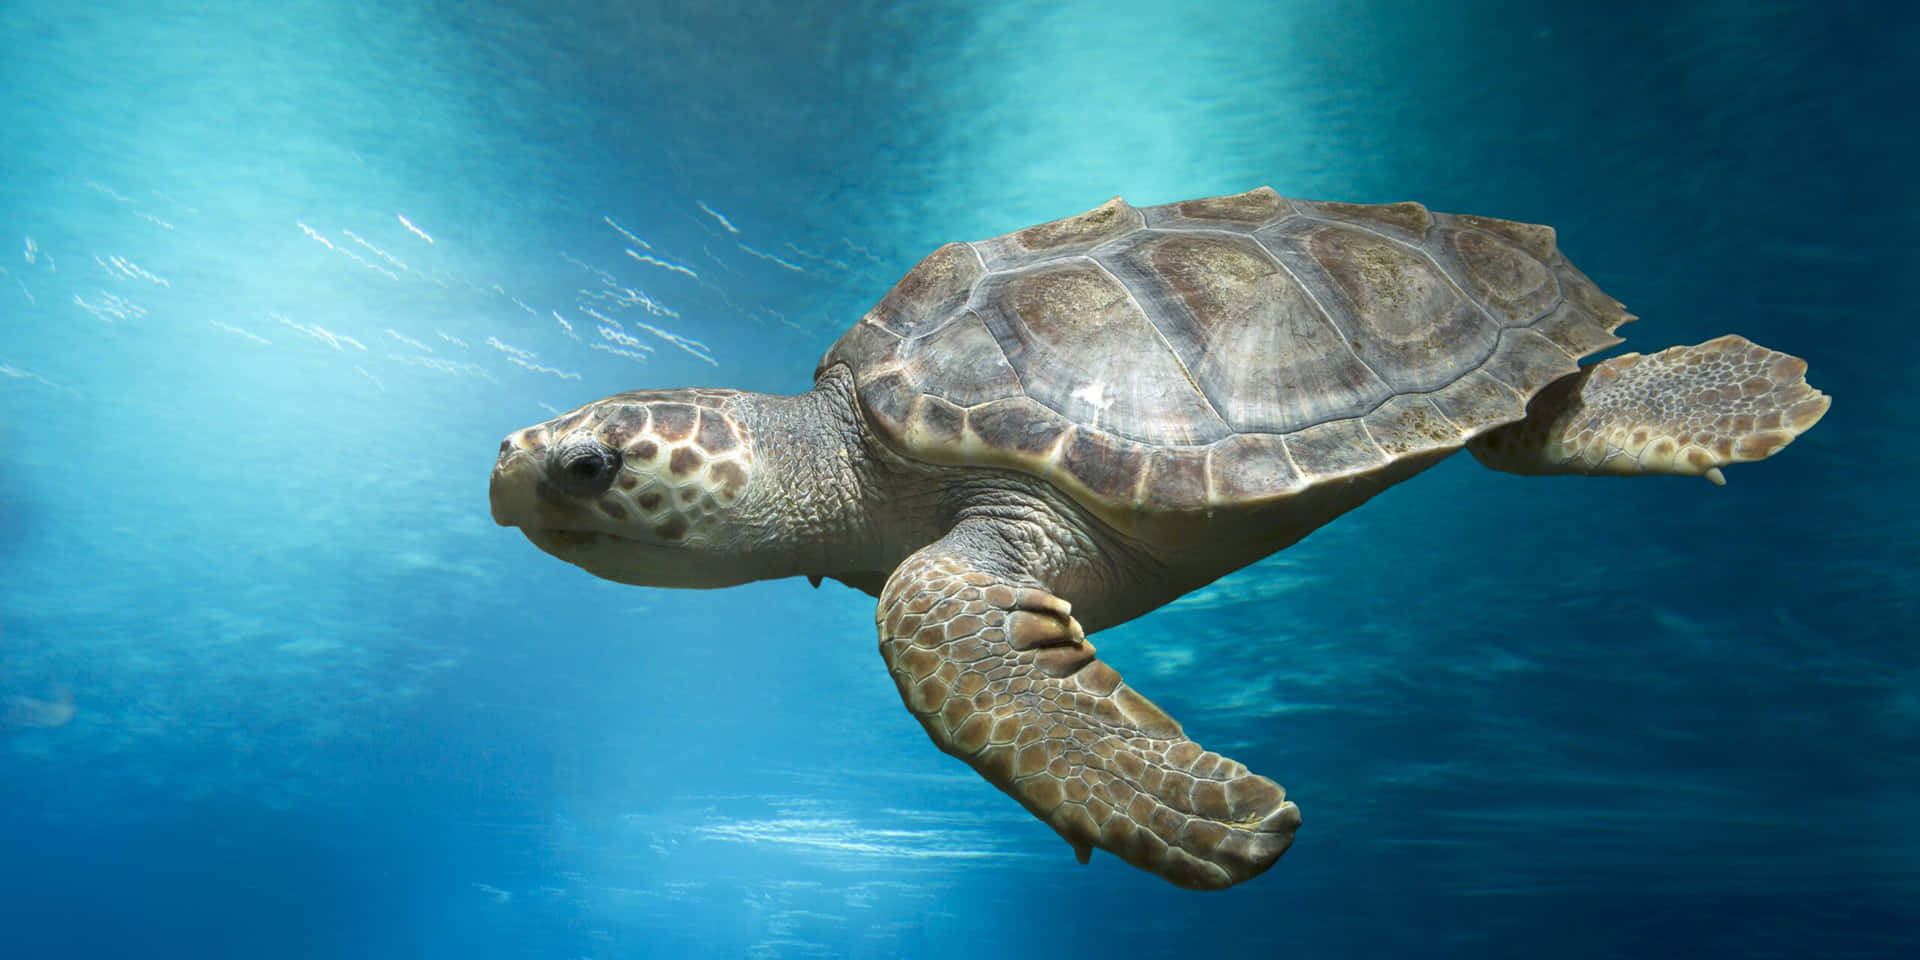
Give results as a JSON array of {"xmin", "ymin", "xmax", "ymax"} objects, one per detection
[
  {"xmin": 1468, "ymin": 335, "xmax": 1830, "ymax": 484},
  {"xmin": 877, "ymin": 529, "xmax": 1299, "ymax": 890}
]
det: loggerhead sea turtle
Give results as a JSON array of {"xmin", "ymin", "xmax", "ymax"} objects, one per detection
[{"xmin": 489, "ymin": 187, "xmax": 1828, "ymax": 889}]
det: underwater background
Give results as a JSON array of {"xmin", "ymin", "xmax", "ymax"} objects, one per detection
[{"xmin": 1, "ymin": 1, "xmax": 1915, "ymax": 956}]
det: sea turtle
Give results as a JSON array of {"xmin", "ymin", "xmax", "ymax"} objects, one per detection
[{"xmin": 489, "ymin": 187, "xmax": 1828, "ymax": 889}]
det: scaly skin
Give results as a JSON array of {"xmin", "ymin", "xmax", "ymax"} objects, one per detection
[
  {"xmin": 1469, "ymin": 335, "xmax": 1830, "ymax": 484},
  {"xmin": 877, "ymin": 520, "xmax": 1300, "ymax": 890}
]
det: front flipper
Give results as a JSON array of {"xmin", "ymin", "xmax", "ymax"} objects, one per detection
[
  {"xmin": 1468, "ymin": 335, "xmax": 1830, "ymax": 484},
  {"xmin": 877, "ymin": 534, "xmax": 1299, "ymax": 890}
]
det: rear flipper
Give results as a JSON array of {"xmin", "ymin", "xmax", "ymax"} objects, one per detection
[{"xmin": 1468, "ymin": 335, "xmax": 1830, "ymax": 485}]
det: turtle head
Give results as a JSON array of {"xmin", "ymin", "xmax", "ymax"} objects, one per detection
[{"xmin": 490, "ymin": 388, "xmax": 767, "ymax": 588}]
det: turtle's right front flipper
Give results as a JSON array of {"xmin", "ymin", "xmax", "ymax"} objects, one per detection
[
  {"xmin": 1468, "ymin": 335, "xmax": 1830, "ymax": 484},
  {"xmin": 877, "ymin": 527, "xmax": 1299, "ymax": 890}
]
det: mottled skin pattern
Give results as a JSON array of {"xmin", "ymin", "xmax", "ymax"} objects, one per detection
[
  {"xmin": 880, "ymin": 525, "xmax": 1296, "ymax": 888},
  {"xmin": 490, "ymin": 188, "xmax": 1829, "ymax": 890},
  {"xmin": 498, "ymin": 388, "xmax": 755, "ymax": 556},
  {"xmin": 1470, "ymin": 335, "xmax": 1831, "ymax": 484}
]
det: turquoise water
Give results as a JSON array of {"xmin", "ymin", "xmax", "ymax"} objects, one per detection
[{"xmin": 2, "ymin": 1, "xmax": 1915, "ymax": 956}]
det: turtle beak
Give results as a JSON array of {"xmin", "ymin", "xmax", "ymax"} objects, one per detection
[{"xmin": 489, "ymin": 427, "xmax": 548, "ymax": 528}]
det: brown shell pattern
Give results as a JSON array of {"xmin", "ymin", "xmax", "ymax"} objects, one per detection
[{"xmin": 818, "ymin": 187, "xmax": 1632, "ymax": 524}]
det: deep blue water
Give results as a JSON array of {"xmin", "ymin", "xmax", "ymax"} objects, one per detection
[{"xmin": 2, "ymin": 1, "xmax": 1915, "ymax": 957}]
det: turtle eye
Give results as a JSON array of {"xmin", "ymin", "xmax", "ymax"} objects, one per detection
[{"xmin": 550, "ymin": 437, "xmax": 622, "ymax": 498}]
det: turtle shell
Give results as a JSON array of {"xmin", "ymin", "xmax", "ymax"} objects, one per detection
[{"xmin": 819, "ymin": 187, "xmax": 1631, "ymax": 533}]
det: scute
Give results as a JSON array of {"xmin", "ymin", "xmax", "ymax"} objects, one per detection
[
  {"xmin": 1059, "ymin": 428, "xmax": 1151, "ymax": 503},
  {"xmin": 1295, "ymin": 198, "xmax": 1435, "ymax": 240},
  {"xmin": 865, "ymin": 242, "xmax": 985, "ymax": 338},
  {"xmin": 818, "ymin": 187, "xmax": 1632, "ymax": 534},
  {"xmin": 1284, "ymin": 219, "xmax": 1502, "ymax": 393},
  {"xmin": 1364, "ymin": 395, "xmax": 1464, "ymax": 458},
  {"xmin": 1153, "ymin": 187, "xmax": 1294, "ymax": 227},
  {"xmin": 1437, "ymin": 228, "xmax": 1558, "ymax": 322},
  {"xmin": 967, "ymin": 396, "xmax": 1069, "ymax": 459},
  {"xmin": 970, "ymin": 259, "xmax": 1229, "ymax": 445},
  {"xmin": 1101, "ymin": 230, "xmax": 1390, "ymax": 434},
  {"xmin": 972, "ymin": 196, "xmax": 1146, "ymax": 268},
  {"xmin": 1204, "ymin": 434, "xmax": 1297, "ymax": 503}
]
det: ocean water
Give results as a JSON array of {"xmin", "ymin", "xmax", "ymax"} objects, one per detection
[{"xmin": 1, "ymin": 0, "xmax": 1915, "ymax": 956}]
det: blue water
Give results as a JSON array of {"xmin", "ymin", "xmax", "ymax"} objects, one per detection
[{"xmin": 2, "ymin": 1, "xmax": 1914, "ymax": 956}]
